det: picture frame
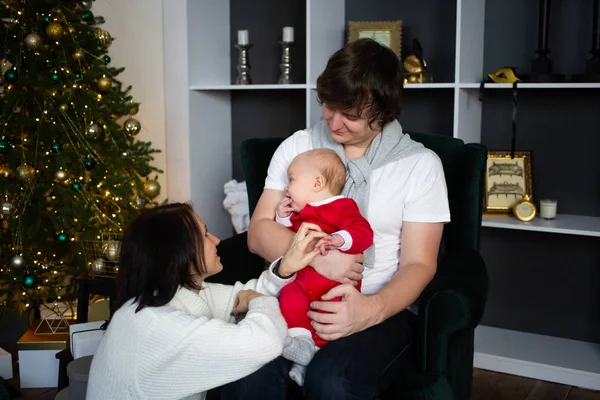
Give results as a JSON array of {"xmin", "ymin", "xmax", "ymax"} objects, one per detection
[
  {"xmin": 348, "ymin": 20, "xmax": 402, "ymax": 58},
  {"xmin": 485, "ymin": 151, "xmax": 533, "ymax": 213}
]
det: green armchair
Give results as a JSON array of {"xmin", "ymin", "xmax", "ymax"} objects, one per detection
[{"xmin": 210, "ymin": 132, "xmax": 489, "ymax": 400}]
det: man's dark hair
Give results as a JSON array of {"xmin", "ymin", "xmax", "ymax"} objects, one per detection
[
  {"xmin": 316, "ymin": 38, "xmax": 404, "ymax": 128},
  {"xmin": 116, "ymin": 202, "xmax": 206, "ymax": 312}
]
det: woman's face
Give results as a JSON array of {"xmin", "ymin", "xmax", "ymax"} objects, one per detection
[
  {"xmin": 196, "ymin": 216, "xmax": 222, "ymax": 280},
  {"xmin": 322, "ymin": 103, "xmax": 381, "ymax": 148}
]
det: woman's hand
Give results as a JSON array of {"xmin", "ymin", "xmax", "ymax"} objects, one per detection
[
  {"xmin": 278, "ymin": 223, "xmax": 329, "ymax": 276},
  {"xmin": 232, "ymin": 289, "xmax": 263, "ymax": 317}
]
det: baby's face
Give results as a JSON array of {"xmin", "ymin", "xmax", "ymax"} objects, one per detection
[{"xmin": 284, "ymin": 157, "xmax": 320, "ymax": 212}]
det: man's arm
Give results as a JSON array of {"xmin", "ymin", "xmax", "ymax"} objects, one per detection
[
  {"xmin": 247, "ymin": 189, "xmax": 294, "ymax": 262},
  {"xmin": 369, "ymin": 221, "xmax": 443, "ymax": 324}
]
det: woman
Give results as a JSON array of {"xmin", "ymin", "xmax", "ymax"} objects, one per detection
[{"xmin": 86, "ymin": 203, "xmax": 326, "ymax": 400}]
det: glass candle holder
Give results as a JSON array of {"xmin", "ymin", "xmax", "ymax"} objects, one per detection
[{"xmin": 539, "ymin": 199, "xmax": 558, "ymax": 219}]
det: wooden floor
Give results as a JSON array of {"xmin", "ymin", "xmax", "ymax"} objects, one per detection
[{"xmin": 5, "ymin": 369, "xmax": 600, "ymax": 399}]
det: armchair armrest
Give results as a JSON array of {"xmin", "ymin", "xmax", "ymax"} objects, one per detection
[
  {"xmin": 207, "ymin": 232, "xmax": 266, "ymax": 286},
  {"xmin": 416, "ymin": 249, "xmax": 488, "ymax": 375}
]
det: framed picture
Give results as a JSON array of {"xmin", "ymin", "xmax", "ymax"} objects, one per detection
[
  {"xmin": 348, "ymin": 20, "xmax": 402, "ymax": 57},
  {"xmin": 485, "ymin": 151, "xmax": 533, "ymax": 213}
]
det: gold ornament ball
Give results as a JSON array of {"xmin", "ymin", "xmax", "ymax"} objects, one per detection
[
  {"xmin": 86, "ymin": 123, "xmax": 103, "ymax": 139},
  {"xmin": 59, "ymin": 103, "xmax": 68, "ymax": 112},
  {"xmin": 132, "ymin": 196, "xmax": 145, "ymax": 209},
  {"xmin": 408, "ymin": 75, "xmax": 418, "ymax": 83},
  {"xmin": 123, "ymin": 118, "xmax": 141, "ymax": 136},
  {"xmin": 16, "ymin": 164, "xmax": 35, "ymax": 181},
  {"xmin": 24, "ymin": 33, "xmax": 42, "ymax": 49},
  {"xmin": 91, "ymin": 258, "xmax": 106, "ymax": 275},
  {"xmin": 95, "ymin": 29, "xmax": 112, "ymax": 46},
  {"xmin": 46, "ymin": 23, "xmax": 64, "ymax": 41},
  {"xmin": 143, "ymin": 180, "xmax": 161, "ymax": 199},
  {"xmin": 97, "ymin": 77, "xmax": 112, "ymax": 92},
  {"xmin": 54, "ymin": 169, "xmax": 68, "ymax": 183},
  {"xmin": 0, "ymin": 165, "xmax": 12, "ymax": 178},
  {"xmin": 72, "ymin": 48, "xmax": 85, "ymax": 61}
]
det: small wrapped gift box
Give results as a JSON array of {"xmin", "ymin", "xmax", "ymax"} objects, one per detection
[{"xmin": 17, "ymin": 325, "xmax": 69, "ymax": 388}]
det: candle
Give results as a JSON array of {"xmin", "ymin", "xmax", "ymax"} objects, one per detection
[
  {"xmin": 539, "ymin": 199, "xmax": 557, "ymax": 219},
  {"xmin": 237, "ymin": 30, "xmax": 249, "ymax": 45},
  {"xmin": 283, "ymin": 26, "xmax": 294, "ymax": 43}
]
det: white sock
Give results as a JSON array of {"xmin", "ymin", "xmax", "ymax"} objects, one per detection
[
  {"xmin": 289, "ymin": 363, "xmax": 307, "ymax": 386},
  {"xmin": 282, "ymin": 334, "xmax": 317, "ymax": 366}
]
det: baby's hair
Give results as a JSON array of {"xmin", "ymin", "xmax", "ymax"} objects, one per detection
[{"xmin": 297, "ymin": 148, "xmax": 346, "ymax": 195}]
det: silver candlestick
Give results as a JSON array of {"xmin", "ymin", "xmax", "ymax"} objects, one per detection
[
  {"xmin": 235, "ymin": 44, "xmax": 252, "ymax": 85},
  {"xmin": 278, "ymin": 41, "xmax": 294, "ymax": 84}
]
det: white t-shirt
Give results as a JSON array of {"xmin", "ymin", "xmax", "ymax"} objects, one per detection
[{"xmin": 265, "ymin": 129, "xmax": 451, "ymax": 295}]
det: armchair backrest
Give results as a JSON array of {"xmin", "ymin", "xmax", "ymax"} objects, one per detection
[{"xmin": 241, "ymin": 132, "xmax": 487, "ymax": 254}]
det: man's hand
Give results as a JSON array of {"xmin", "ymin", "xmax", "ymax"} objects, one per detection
[
  {"xmin": 311, "ymin": 251, "xmax": 364, "ymax": 286},
  {"xmin": 307, "ymin": 284, "xmax": 383, "ymax": 341},
  {"xmin": 276, "ymin": 196, "xmax": 294, "ymax": 218},
  {"xmin": 314, "ymin": 234, "xmax": 345, "ymax": 256}
]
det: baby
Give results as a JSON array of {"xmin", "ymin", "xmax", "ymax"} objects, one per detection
[{"xmin": 275, "ymin": 148, "xmax": 373, "ymax": 386}]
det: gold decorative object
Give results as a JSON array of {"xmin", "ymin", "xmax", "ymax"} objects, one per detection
[
  {"xmin": 143, "ymin": 180, "xmax": 161, "ymax": 198},
  {"xmin": 97, "ymin": 76, "xmax": 112, "ymax": 92},
  {"xmin": 348, "ymin": 20, "xmax": 402, "ymax": 57},
  {"xmin": 82, "ymin": 232, "xmax": 121, "ymax": 278},
  {"xmin": 95, "ymin": 28, "xmax": 112, "ymax": 46},
  {"xmin": 16, "ymin": 164, "xmax": 35, "ymax": 181},
  {"xmin": 485, "ymin": 151, "xmax": 533, "ymax": 213},
  {"xmin": 54, "ymin": 169, "xmax": 68, "ymax": 183},
  {"xmin": 72, "ymin": 48, "xmax": 84, "ymax": 61},
  {"xmin": 403, "ymin": 39, "xmax": 432, "ymax": 84},
  {"xmin": 513, "ymin": 195, "xmax": 537, "ymax": 222},
  {"xmin": 45, "ymin": 23, "xmax": 64, "ymax": 41},
  {"xmin": 488, "ymin": 67, "xmax": 521, "ymax": 84},
  {"xmin": 59, "ymin": 103, "xmax": 68, "ymax": 112},
  {"xmin": 123, "ymin": 117, "xmax": 141, "ymax": 136},
  {"xmin": 24, "ymin": 33, "xmax": 42, "ymax": 49},
  {"xmin": 0, "ymin": 165, "xmax": 12, "ymax": 178}
]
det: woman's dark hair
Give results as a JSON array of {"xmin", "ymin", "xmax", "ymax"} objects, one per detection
[
  {"xmin": 316, "ymin": 38, "xmax": 404, "ymax": 128},
  {"xmin": 116, "ymin": 202, "xmax": 206, "ymax": 312}
]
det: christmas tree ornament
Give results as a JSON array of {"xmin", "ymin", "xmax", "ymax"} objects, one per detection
[
  {"xmin": 51, "ymin": 72, "xmax": 60, "ymax": 81},
  {"xmin": 143, "ymin": 180, "xmax": 161, "ymax": 198},
  {"xmin": 1, "ymin": 202, "xmax": 13, "ymax": 215},
  {"xmin": 103, "ymin": 241, "xmax": 121, "ymax": 261},
  {"xmin": 132, "ymin": 196, "xmax": 144, "ymax": 209},
  {"xmin": 72, "ymin": 48, "xmax": 85, "ymax": 61},
  {"xmin": 0, "ymin": 139, "xmax": 10, "ymax": 154},
  {"xmin": 54, "ymin": 169, "xmax": 68, "ymax": 183},
  {"xmin": 123, "ymin": 118, "xmax": 141, "ymax": 136},
  {"xmin": 16, "ymin": 164, "xmax": 35, "ymax": 181},
  {"xmin": 103, "ymin": 55, "xmax": 111, "ymax": 64},
  {"xmin": 72, "ymin": 182, "xmax": 82, "ymax": 191},
  {"xmin": 0, "ymin": 165, "xmax": 12, "ymax": 178},
  {"xmin": 24, "ymin": 33, "xmax": 42, "ymax": 50},
  {"xmin": 46, "ymin": 23, "xmax": 64, "ymax": 41},
  {"xmin": 59, "ymin": 104, "xmax": 68, "ymax": 112},
  {"xmin": 44, "ymin": 16, "xmax": 52, "ymax": 23},
  {"xmin": 91, "ymin": 258, "xmax": 106, "ymax": 274},
  {"xmin": 4, "ymin": 68, "xmax": 17, "ymax": 83},
  {"xmin": 83, "ymin": 157, "xmax": 97, "ymax": 171},
  {"xmin": 82, "ymin": 10, "xmax": 94, "ymax": 22},
  {"xmin": 74, "ymin": 72, "xmax": 82, "ymax": 80},
  {"xmin": 86, "ymin": 123, "xmax": 102, "ymax": 139},
  {"xmin": 23, "ymin": 274, "xmax": 36, "ymax": 288},
  {"xmin": 57, "ymin": 232, "xmax": 69, "ymax": 242},
  {"xmin": 51, "ymin": 142, "xmax": 62, "ymax": 153},
  {"xmin": 97, "ymin": 76, "xmax": 112, "ymax": 91},
  {"xmin": 95, "ymin": 28, "xmax": 111, "ymax": 46},
  {"xmin": 11, "ymin": 255, "xmax": 24, "ymax": 268},
  {"xmin": 79, "ymin": 1, "xmax": 94, "ymax": 11}
]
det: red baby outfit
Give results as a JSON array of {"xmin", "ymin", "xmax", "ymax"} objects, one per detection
[{"xmin": 277, "ymin": 196, "xmax": 373, "ymax": 348}]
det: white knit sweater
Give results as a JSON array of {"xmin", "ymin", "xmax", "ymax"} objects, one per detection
[{"xmin": 86, "ymin": 262, "xmax": 292, "ymax": 400}]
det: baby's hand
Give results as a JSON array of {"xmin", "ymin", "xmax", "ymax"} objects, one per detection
[
  {"xmin": 276, "ymin": 196, "xmax": 294, "ymax": 218},
  {"xmin": 314, "ymin": 234, "xmax": 345, "ymax": 256}
]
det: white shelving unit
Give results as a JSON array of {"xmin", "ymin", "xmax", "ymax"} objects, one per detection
[{"xmin": 162, "ymin": 0, "xmax": 600, "ymax": 389}]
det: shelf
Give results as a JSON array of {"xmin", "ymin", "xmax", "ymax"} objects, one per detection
[
  {"xmin": 308, "ymin": 83, "xmax": 456, "ymax": 90},
  {"xmin": 482, "ymin": 214, "xmax": 600, "ymax": 237},
  {"xmin": 459, "ymin": 83, "xmax": 600, "ymax": 89},
  {"xmin": 190, "ymin": 84, "xmax": 308, "ymax": 91},
  {"xmin": 474, "ymin": 325, "xmax": 600, "ymax": 391}
]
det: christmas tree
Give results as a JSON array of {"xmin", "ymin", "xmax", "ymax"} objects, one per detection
[{"xmin": 0, "ymin": 0, "xmax": 163, "ymax": 315}]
